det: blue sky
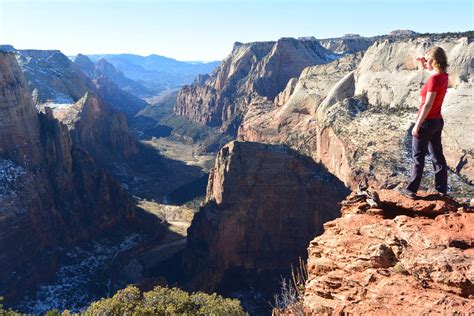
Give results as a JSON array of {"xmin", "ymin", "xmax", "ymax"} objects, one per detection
[{"xmin": 1, "ymin": 0, "xmax": 472, "ymax": 61}]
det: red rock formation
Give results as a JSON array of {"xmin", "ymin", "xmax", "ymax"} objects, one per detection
[
  {"xmin": 0, "ymin": 51, "xmax": 135, "ymax": 303},
  {"xmin": 302, "ymin": 189, "xmax": 474, "ymax": 315},
  {"xmin": 5, "ymin": 48, "xmax": 142, "ymax": 171},
  {"xmin": 53, "ymin": 92, "xmax": 138, "ymax": 165},
  {"xmin": 0, "ymin": 52, "xmax": 43, "ymax": 167},
  {"xmin": 174, "ymin": 38, "xmax": 335, "ymax": 135},
  {"xmin": 183, "ymin": 141, "xmax": 349, "ymax": 292},
  {"xmin": 239, "ymin": 35, "xmax": 473, "ymax": 193}
]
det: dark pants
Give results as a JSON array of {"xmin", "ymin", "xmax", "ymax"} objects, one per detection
[{"xmin": 406, "ymin": 118, "xmax": 448, "ymax": 193}]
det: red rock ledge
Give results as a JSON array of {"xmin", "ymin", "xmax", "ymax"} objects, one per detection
[{"xmin": 303, "ymin": 189, "xmax": 474, "ymax": 315}]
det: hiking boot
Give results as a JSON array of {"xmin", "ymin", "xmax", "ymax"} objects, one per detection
[
  {"xmin": 398, "ymin": 188, "xmax": 417, "ymax": 199},
  {"xmin": 434, "ymin": 190, "xmax": 450, "ymax": 198}
]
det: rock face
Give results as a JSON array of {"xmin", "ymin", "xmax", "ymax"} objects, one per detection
[
  {"xmin": 239, "ymin": 52, "xmax": 362, "ymax": 160},
  {"xmin": 239, "ymin": 34, "xmax": 474, "ymax": 193},
  {"xmin": 0, "ymin": 52, "xmax": 43, "ymax": 166},
  {"xmin": 13, "ymin": 49, "xmax": 94, "ymax": 105},
  {"xmin": 303, "ymin": 189, "xmax": 474, "ymax": 315},
  {"xmin": 52, "ymin": 92, "xmax": 138, "ymax": 165},
  {"xmin": 183, "ymin": 141, "xmax": 349, "ymax": 292},
  {"xmin": 0, "ymin": 52, "xmax": 134, "ymax": 303},
  {"xmin": 4, "ymin": 47, "xmax": 148, "ymax": 118},
  {"xmin": 2, "ymin": 47, "xmax": 141, "ymax": 167},
  {"xmin": 319, "ymin": 34, "xmax": 375, "ymax": 54},
  {"xmin": 174, "ymin": 38, "xmax": 336, "ymax": 135}
]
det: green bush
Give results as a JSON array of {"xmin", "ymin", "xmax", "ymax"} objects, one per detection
[
  {"xmin": 0, "ymin": 297, "xmax": 21, "ymax": 316},
  {"xmin": 83, "ymin": 285, "xmax": 247, "ymax": 316}
]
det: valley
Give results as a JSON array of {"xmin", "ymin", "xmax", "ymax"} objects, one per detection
[{"xmin": 1, "ymin": 28, "xmax": 473, "ymax": 316}]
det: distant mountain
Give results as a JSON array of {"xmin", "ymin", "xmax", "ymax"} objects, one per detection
[
  {"xmin": 73, "ymin": 54, "xmax": 150, "ymax": 115},
  {"xmin": 87, "ymin": 53, "xmax": 220, "ymax": 95},
  {"xmin": 74, "ymin": 54, "xmax": 152, "ymax": 98},
  {"xmin": 389, "ymin": 29, "xmax": 420, "ymax": 37},
  {"xmin": 318, "ymin": 33, "xmax": 376, "ymax": 54}
]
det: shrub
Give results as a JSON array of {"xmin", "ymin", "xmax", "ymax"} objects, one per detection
[
  {"xmin": 0, "ymin": 297, "xmax": 21, "ymax": 316},
  {"xmin": 83, "ymin": 285, "xmax": 247, "ymax": 316}
]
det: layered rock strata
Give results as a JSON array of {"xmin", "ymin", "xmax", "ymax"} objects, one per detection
[
  {"xmin": 318, "ymin": 34, "xmax": 375, "ymax": 54},
  {"xmin": 174, "ymin": 38, "xmax": 337, "ymax": 135},
  {"xmin": 52, "ymin": 92, "xmax": 138, "ymax": 165},
  {"xmin": 302, "ymin": 189, "xmax": 474, "ymax": 315},
  {"xmin": 183, "ymin": 141, "xmax": 349, "ymax": 292},
  {"xmin": 0, "ymin": 47, "xmax": 140, "ymax": 160},
  {"xmin": 0, "ymin": 51, "xmax": 134, "ymax": 302},
  {"xmin": 239, "ymin": 35, "xmax": 474, "ymax": 192}
]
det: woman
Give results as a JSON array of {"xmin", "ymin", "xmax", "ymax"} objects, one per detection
[{"xmin": 400, "ymin": 46, "xmax": 449, "ymax": 199}]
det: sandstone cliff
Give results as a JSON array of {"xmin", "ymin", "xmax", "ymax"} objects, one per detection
[
  {"xmin": 0, "ymin": 47, "xmax": 140, "ymax": 162},
  {"xmin": 183, "ymin": 141, "xmax": 349, "ymax": 293},
  {"xmin": 300, "ymin": 189, "xmax": 473, "ymax": 315},
  {"xmin": 14, "ymin": 48, "xmax": 94, "ymax": 105},
  {"xmin": 318, "ymin": 34, "xmax": 375, "ymax": 54},
  {"xmin": 52, "ymin": 92, "xmax": 138, "ymax": 165},
  {"xmin": 174, "ymin": 38, "xmax": 336, "ymax": 135},
  {"xmin": 0, "ymin": 52, "xmax": 135, "ymax": 303},
  {"xmin": 239, "ymin": 34, "xmax": 473, "ymax": 194}
]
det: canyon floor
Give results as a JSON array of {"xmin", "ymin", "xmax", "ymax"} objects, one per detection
[{"xmin": 13, "ymin": 94, "xmax": 218, "ymax": 314}]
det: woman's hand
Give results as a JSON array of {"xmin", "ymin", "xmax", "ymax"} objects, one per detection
[{"xmin": 416, "ymin": 56, "xmax": 427, "ymax": 69}]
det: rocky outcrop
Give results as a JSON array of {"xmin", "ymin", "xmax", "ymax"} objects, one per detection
[
  {"xmin": 52, "ymin": 92, "xmax": 138, "ymax": 164},
  {"xmin": 2, "ymin": 47, "xmax": 141, "ymax": 166},
  {"xmin": 183, "ymin": 141, "xmax": 349, "ymax": 292},
  {"xmin": 0, "ymin": 52, "xmax": 135, "ymax": 303},
  {"xmin": 0, "ymin": 52, "xmax": 43, "ymax": 166},
  {"xmin": 4, "ymin": 46, "xmax": 147, "ymax": 119},
  {"xmin": 318, "ymin": 34, "xmax": 375, "ymax": 54},
  {"xmin": 302, "ymin": 189, "xmax": 474, "ymax": 315},
  {"xmin": 2, "ymin": 48, "xmax": 140, "ymax": 166},
  {"xmin": 238, "ymin": 53, "xmax": 363, "ymax": 181},
  {"xmin": 389, "ymin": 29, "xmax": 419, "ymax": 37},
  {"xmin": 13, "ymin": 48, "xmax": 94, "ymax": 105},
  {"xmin": 239, "ymin": 34, "xmax": 474, "ymax": 193},
  {"xmin": 174, "ymin": 38, "xmax": 336, "ymax": 135}
]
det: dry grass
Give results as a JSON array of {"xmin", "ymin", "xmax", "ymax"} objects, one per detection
[{"xmin": 272, "ymin": 257, "xmax": 308, "ymax": 316}]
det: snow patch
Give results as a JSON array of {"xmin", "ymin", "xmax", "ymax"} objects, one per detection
[
  {"xmin": 16, "ymin": 233, "xmax": 142, "ymax": 314},
  {"xmin": 42, "ymin": 94, "xmax": 75, "ymax": 109},
  {"xmin": 0, "ymin": 158, "xmax": 26, "ymax": 201}
]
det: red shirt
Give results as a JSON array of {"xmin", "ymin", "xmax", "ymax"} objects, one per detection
[{"xmin": 419, "ymin": 72, "xmax": 448, "ymax": 119}]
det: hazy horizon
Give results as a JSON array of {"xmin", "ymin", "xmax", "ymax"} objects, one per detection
[{"xmin": 1, "ymin": 0, "xmax": 472, "ymax": 61}]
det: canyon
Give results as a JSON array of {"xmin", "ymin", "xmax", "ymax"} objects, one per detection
[
  {"xmin": 175, "ymin": 33, "xmax": 473, "ymax": 194},
  {"xmin": 175, "ymin": 31, "xmax": 473, "ymax": 314},
  {"xmin": 1, "ymin": 30, "xmax": 472, "ymax": 315},
  {"xmin": 0, "ymin": 51, "xmax": 138, "ymax": 303}
]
